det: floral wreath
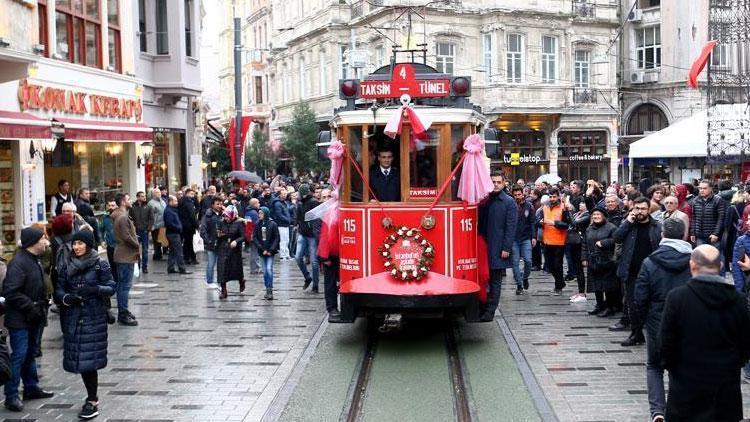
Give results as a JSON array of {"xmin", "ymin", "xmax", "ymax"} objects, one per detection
[{"xmin": 378, "ymin": 226, "xmax": 435, "ymax": 281}]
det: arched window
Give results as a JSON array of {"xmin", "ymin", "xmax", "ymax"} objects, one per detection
[{"xmin": 627, "ymin": 103, "xmax": 668, "ymax": 135}]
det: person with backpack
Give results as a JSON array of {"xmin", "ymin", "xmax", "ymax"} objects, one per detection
[
  {"xmin": 253, "ymin": 207, "xmax": 280, "ymax": 300},
  {"xmin": 54, "ymin": 230, "xmax": 116, "ymax": 419}
]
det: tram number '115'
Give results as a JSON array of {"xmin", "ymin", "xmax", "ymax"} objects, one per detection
[
  {"xmin": 459, "ymin": 218, "xmax": 473, "ymax": 232},
  {"xmin": 344, "ymin": 219, "xmax": 357, "ymax": 233}
]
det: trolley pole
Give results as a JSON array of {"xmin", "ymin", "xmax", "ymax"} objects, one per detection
[{"xmin": 233, "ymin": 15, "xmax": 243, "ymax": 171}]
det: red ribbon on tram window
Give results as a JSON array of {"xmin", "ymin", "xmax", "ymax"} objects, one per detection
[{"xmin": 687, "ymin": 40, "xmax": 718, "ymax": 89}]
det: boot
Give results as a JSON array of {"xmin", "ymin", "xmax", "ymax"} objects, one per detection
[
  {"xmin": 239, "ymin": 279, "xmax": 246, "ymax": 293},
  {"xmin": 264, "ymin": 288, "xmax": 273, "ymax": 300},
  {"xmin": 587, "ymin": 304, "xmax": 604, "ymax": 315},
  {"xmin": 620, "ymin": 330, "xmax": 645, "ymax": 347},
  {"xmin": 219, "ymin": 283, "xmax": 228, "ymax": 300}
]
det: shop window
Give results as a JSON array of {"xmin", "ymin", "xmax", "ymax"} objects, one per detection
[
  {"xmin": 55, "ymin": 0, "xmax": 102, "ymax": 68},
  {"xmin": 156, "ymin": 0, "xmax": 169, "ymax": 55},
  {"xmin": 409, "ymin": 129, "xmax": 439, "ymax": 199},
  {"xmin": 107, "ymin": 0, "xmax": 121, "ymax": 72},
  {"xmin": 627, "ymin": 103, "xmax": 668, "ymax": 135},
  {"xmin": 0, "ymin": 141, "xmax": 15, "ymax": 257},
  {"xmin": 499, "ymin": 131, "xmax": 546, "ymax": 158},
  {"xmin": 558, "ymin": 162, "xmax": 609, "ymax": 184},
  {"xmin": 558, "ymin": 131, "xmax": 608, "ymax": 157}
]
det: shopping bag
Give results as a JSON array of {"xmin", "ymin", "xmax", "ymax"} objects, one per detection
[
  {"xmin": 133, "ymin": 262, "xmax": 140, "ymax": 279},
  {"xmin": 193, "ymin": 233, "xmax": 204, "ymax": 253},
  {"xmin": 158, "ymin": 227, "xmax": 169, "ymax": 247}
]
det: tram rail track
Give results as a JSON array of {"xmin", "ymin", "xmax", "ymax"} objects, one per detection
[{"xmin": 343, "ymin": 318, "xmax": 473, "ymax": 422}]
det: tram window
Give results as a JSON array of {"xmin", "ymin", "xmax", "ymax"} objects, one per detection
[
  {"xmin": 409, "ymin": 128, "xmax": 438, "ymax": 198},
  {"xmin": 349, "ymin": 127, "xmax": 364, "ymax": 202},
  {"xmin": 451, "ymin": 124, "xmax": 466, "ymax": 201},
  {"xmin": 368, "ymin": 126, "xmax": 401, "ymax": 202}
]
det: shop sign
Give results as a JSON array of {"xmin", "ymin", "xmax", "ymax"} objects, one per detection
[
  {"xmin": 568, "ymin": 153, "xmax": 604, "ymax": 161},
  {"xmin": 500, "ymin": 153, "xmax": 543, "ymax": 165},
  {"xmin": 17, "ymin": 79, "xmax": 143, "ymax": 121}
]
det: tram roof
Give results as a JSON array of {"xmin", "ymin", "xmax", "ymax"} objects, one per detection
[{"xmin": 331, "ymin": 106, "xmax": 486, "ymax": 128}]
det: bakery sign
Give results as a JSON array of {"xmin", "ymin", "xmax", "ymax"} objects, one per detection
[{"xmin": 17, "ymin": 79, "xmax": 143, "ymax": 121}]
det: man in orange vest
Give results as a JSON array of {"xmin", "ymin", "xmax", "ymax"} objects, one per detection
[{"xmin": 538, "ymin": 187, "xmax": 571, "ymax": 295}]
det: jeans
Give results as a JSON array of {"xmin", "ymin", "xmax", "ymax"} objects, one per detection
[
  {"xmin": 248, "ymin": 247, "xmax": 260, "ymax": 273},
  {"xmin": 116, "ymin": 263, "xmax": 134, "ymax": 314},
  {"xmin": 624, "ymin": 276, "xmax": 640, "ymax": 330},
  {"xmin": 261, "ymin": 255, "xmax": 274, "ymax": 288},
  {"xmin": 482, "ymin": 269, "xmax": 504, "ymax": 319},
  {"xmin": 511, "ymin": 239, "xmax": 532, "ymax": 287},
  {"xmin": 4, "ymin": 327, "xmax": 41, "ymax": 400},
  {"xmin": 166, "ymin": 233, "xmax": 185, "ymax": 271},
  {"xmin": 646, "ymin": 328, "xmax": 666, "ymax": 418},
  {"xmin": 323, "ymin": 257, "xmax": 340, "ymax": 312},
  {"xmin": 544, "ymin": 245, "xmax": 565, "ymax": 290},
  {"xmin": 295, "ymin": 235, "xmax": 320, "ymax": 288},
  {"xmin": 278, "ymin": 227, "xmax": 290, "ymax": 259},
  {"xmin": 205, "ymin": 250, "xmax": 217, "ymax": 284},
  {"xmin": 565, "ymin": 244, "xmax": 577, "ymax": 277},
  {"xmin": 569, "ymin": 243, "xmax": 586, "ymax": 293},
  {"xmin": 137, "ymin": 229, "xmax": 149, "ymax": 270}
]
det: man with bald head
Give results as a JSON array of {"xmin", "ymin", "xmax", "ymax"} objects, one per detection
[{"xmin": 659, "ymin": 245, "xmax": 750, "ymax": 422}]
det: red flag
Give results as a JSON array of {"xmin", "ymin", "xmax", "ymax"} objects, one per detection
[
  {"xmin": 687, "ymin": 40, "xmax": 718, "ymax": 89},
  {"xmin": 227, "ymin": 116, "xmax": 253, "ymax": 171}
]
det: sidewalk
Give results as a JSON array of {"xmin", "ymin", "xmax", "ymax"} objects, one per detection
[{"xmin": 0, "ymin": 253, "xmax": 325, "ymax": 422}]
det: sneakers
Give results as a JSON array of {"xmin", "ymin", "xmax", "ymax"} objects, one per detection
[
  {"xmin": 553, "ymin": 289, "xmax": 563, "ymax": 296},
  {"xmin": 515, "ymin": 287, "xmax": 525, "ymax": 295},
  {"xmin": 608, "ymin": 321, "xmax": 629, "ymax": 332},
  {"xmin": 570, "ymin": 294, "xmax": 587, "ymax": 303},
  {"xmin": 23, "ymin": 388, "xmax": 54, "ymax": 401},
  {"xmin": 302, "ymin": 278, "xmax": 312, "ymax": 290},
  {"xmin": 79, "ymin": 401, "xmax": 99, "ymax": 419},
  {"xmin": 206, "ymin": 283, "xmax": 218, "ymax": 290},
  {"xmin": 263, "ymin": 288, "xmax": 274, "ymax": 300}
]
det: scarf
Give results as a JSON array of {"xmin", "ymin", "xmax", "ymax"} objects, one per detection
[{"xmin": 67, "ymin": 250, "xmax": 100, "ymax": 278}]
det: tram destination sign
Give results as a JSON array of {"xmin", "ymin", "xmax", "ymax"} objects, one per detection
[{"xmin": 359, "ymin": 64, "xmax": 451, "ymax": 99}]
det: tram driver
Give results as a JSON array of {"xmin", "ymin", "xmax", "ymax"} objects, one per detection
[{"xmin": 369, "ymin": 149, "xmax": 401, "ymax": 202}]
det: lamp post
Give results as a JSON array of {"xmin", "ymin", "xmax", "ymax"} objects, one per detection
[{"xmin": 233, "ymin": 5, "xmax": 243, "ymax": 171}]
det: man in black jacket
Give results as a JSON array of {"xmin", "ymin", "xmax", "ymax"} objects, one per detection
[
  {"xmin": 2, "ymin": 228, "xmax": 55, "ymax": 412},
  {"xmin": 612, "ymin": 197, "xmax": 662, "ymax": 345},
  {"xmin": 633, "ymin": 218, "xmax": 692, "ymax": 422},
  {"xmin": 295, "ymin": 184, "xmax": 321, "ymax": 292},
  {"xmin": 270, "ymin": 190, "xmax": 292, "ymax": 259},
  {"xmin": 165, "ymin": 196, "xmax": 190, "ymax": 274},
  {"xmin": 660, "ymin": 245, "xmax": 750, "ymax": 422},
  {"xmin": 368, "ymin": 149, "xmax": 400, "ymax": 202},
  {"xmin": 179, "ymin": 189, "xmax": 200, "ymax": 265},
  {"xmin": 130, "ymin": 191, "xmax": 154, "ymax": 274},
  {"xmin": 199, "ymin": 197, "xmax": 223, "ymax": 288},
  {"xmin": 691, "ymin": 180, "xmax": 727, "ymax": 264},
  {"xmin": 74, "ymin": 188, "xmax": 99, "ymax": 244},
  {"xmin": 511, "ymin": 185, "xmax": 535, "ymax": 295}
]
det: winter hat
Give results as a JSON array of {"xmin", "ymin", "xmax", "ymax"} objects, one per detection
[
  {"xmin": 51, "ymin": 214, "xmax": 74, "ymax": 236},
  {"xmin": 298, "ymin": 184, "xmax": 311, "ymax": 197},
  {"xmin": 223, "ymin": 204, "xmax": 238, "ymax": 220},
  {"xmin": 259, "ymin": 206, "xmax": 271, "ymax": 218},
  {"xmin": 20, "ymin": 227, "xmax": 45, "ymax": 249},
  {"xmin": 71, "ymin": 229, "xmax": 95, "ymax": 250},
  {"xmin": 591, "ymin": 206, "xmax": 609, "ymax": 219}
]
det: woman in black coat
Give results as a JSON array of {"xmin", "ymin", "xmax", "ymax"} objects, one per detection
[
  {"xmin": 581, "ymin": 207, "xmax": 618, "ymax": 317},
  {"xmin": 253, "ymin": 206, "xmax": 280, "ymax": 300},
  {"xmin": 54, "ymin": 230, "xmax": 115, "ymax": 419},
  {"xmin": 216, "ymin": 205, "xmax": 245, "ymax": 299}
]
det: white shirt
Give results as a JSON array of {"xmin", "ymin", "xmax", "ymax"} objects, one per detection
[{"xmin": 380, "ymin": 166, "xmax": 391, "ymax": 177}]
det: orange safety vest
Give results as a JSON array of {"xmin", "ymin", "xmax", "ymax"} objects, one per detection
[{"xmin": 542, "ymin": 204, "xmax": 566, "ymax": 246}]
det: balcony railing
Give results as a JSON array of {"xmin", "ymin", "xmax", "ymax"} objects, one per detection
[
  {"xmin": 573, "ymin": 88, "xmax": 598, "ymax": 104},
  {"xmin": 572, "ymin": 1, "xmax": 596, "ymax": 18},
  {"xmin": 352, "ymin": 1, "xmax": 364, "ymax": 18}
]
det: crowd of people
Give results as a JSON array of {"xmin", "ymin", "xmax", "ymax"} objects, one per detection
[
  {"xmin": 2, "ymin": 171, "xmax": 750, "ymax": 420},
  {"xmin": 478, "ymin": 172, "xmax": 750, "ymax": 422}
]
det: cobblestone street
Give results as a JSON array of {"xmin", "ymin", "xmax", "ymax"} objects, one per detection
[{"xmin": 3, "ymin": 256, "xmax": 750, "ymax": 422}]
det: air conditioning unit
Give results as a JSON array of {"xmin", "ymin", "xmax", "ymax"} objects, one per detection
[
  {"xmin": 643, "ymin": 72, "xmax": 659, "ymax": 83},
  {"xmin": 630, "ymin": 71, "xmax": 659, "ymax": 84},
  {"xmin": 627, "ymin": 9, "xmax": 643, "ymax": 22},
  {"xmin": 630, "ymin": 71, "xmax": 645, "ymax": 84}
]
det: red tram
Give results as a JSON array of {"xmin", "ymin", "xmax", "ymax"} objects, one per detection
[{"xmin": 317, "ymin": 62, "xmax": 495, "ymax": 323}]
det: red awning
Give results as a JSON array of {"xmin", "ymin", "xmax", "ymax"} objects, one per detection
[
  {"xmin": 0, "ymin": 111, "xmax": 52, "ymax": 139},
  {"xmin": 53, "ymin": 117, "xmax": 153, "ymax": 142}
]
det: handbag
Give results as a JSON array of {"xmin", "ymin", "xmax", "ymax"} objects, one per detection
[
  {"xmin": 566, "ymin": 229, "xmax": 582, "ymax": 245},
  {"xmin": 157, "ymin": 227, "xmax": 169, "ymax": 247}
]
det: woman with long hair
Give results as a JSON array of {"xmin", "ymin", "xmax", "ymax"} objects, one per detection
[{"xmin": 54, "ymin": 230, "xmax": 115, "ymax": 419}]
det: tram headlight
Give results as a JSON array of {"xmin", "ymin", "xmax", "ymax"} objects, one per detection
[
  {"xmin": 450, "ymin": 77, "xmax": 471, "ymax": 97},
  {"xmin": 339, "ymin": 80, "xmax": 359, "ymax": 99}
]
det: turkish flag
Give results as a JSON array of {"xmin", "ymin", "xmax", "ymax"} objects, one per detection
[
  {"xmin": 687, "ymin": 40, "xmax": 718, "ymax": 89},
  {"xmin": 227, "ymin": 116, "xmax": 253, "ymax": 171}
]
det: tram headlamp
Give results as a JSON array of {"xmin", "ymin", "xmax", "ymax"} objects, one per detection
[
  {"xmin": 450, "ymin": 77, "xmax": 471, "ymax": 97},
  {"xmin": 340, "ymin": 80, "xmax": 359, "ymax": 99}
]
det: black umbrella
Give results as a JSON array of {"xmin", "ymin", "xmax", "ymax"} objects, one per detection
[{"xmin": 227, "ymin": 170, "xmax": 264, "ymax": 184}]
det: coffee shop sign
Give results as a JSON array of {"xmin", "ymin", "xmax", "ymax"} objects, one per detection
[
  {"xmin": 17, "ymin": 79, "xmax": 143, "ymax": 121},
  {"xmin": 569, "ymin": 153, "xmax": 604, "ymax": 161}
]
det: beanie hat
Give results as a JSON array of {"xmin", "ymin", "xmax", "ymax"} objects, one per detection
[
  {"xmin": 591, "ymin": 205, "xmax": 609, "ymax": 218},
  {"xmin": 259, "ymin": 206, "xmax": 271, "ymax": 218},
  {"xmin": 51, "ymin": 214, "xmax": 74, "ymax": 236},
  {"xmin": 20, "ymin": 227, "xmax": 45, "ymax": 249},
  {"xmin": 71, "ymin": 229, "xmax": 95, "ymax": 250},
  {"xmin": 223, "ymin": 204, "xmax": 237, "ymax": 220},
  {"xmin": 298, "ymin": 184, "xmax": 311, "ymax": 197}
]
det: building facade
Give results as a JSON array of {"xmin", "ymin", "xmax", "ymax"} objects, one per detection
[
  {"xmin": 133, "ymin": 0, "xmax": 203, "ymax": 193},
  {"xmin": 0, "ymin": 0, "xmax": 150, "ymax": 255},
  {"xmin": 253, "ymin": 0, "xmax": 620, "ymax": 183},
  {"xmin": 619, "ymin": 0, "xmax": 711, "ymax": 184}
]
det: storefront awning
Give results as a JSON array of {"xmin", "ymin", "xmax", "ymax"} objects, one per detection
[
  {"xmin": 53, "ymin": 117, "xmax": 152, "ymax": 142},
  {"xmin": 0, "ymin": 111, "xmax": 52, "ymax": 139}
]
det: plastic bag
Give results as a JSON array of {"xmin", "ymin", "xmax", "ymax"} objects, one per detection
[
  {"xmin": 193, "ymin": 233, "xmax": 204, "ymax": 253},
  {"xmin": 133, "ymin": 262, "xmax": 140, "ymax": 278}
]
